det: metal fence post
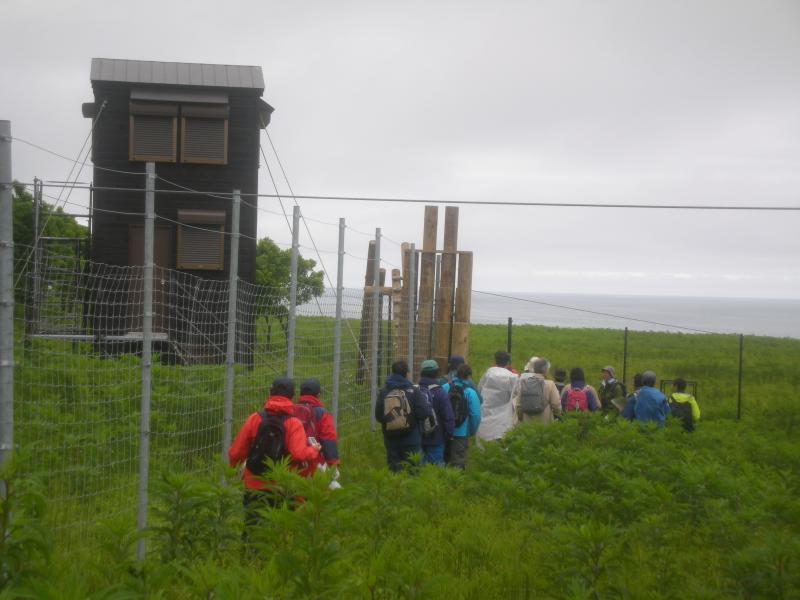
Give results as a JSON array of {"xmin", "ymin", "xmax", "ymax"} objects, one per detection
[
  {"xmin": 407, "ymin": 243, "xmax": 416, "ymax": 378},
  {"xmin": 222, "ymin": 190, "xmax": 240, "ymax": 462},
  {"xmin": 332, "ymin": 218, "xmax": 345, "ymax": 426},
  {"xmin": 369, "ymin": 228, "xmax": 381, "ymax": 431},
  {"xmin": 622, "ymin": 327, "xmax": 629, "ymax": 386},
  {"xmin": 136, "ymin": 161, "xmax": 155, "ymax": 561},
  {"xmin": 0, "ymin": 121, "xmax": 14, "ymax": 480},
  {"xmin": 286, "ymin": 205, "xmax": 300, "ymax": 378},
  {"xmin": 737, "ymin": 334, "xmax": 743, "ymax": 420}
]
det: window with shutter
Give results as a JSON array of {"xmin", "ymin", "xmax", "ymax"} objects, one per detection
[
  {"xmin": 129, "ymin": 103, "xmax": 178, "ymax": 162},
  {"xmin": 180, "ymin": 104, "xmax": 229, "ymax": 165},
  {"xmin": 182, "ymin": 117, "xmax": 228, "ymax": 164},
  {"xmin": 176, "ymin": 210, "xmax": 226, "ymax": 270}
]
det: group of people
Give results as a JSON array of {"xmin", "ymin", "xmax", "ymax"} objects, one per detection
[
  {"xmin": 374, "ymin": 351, "xmax": 702, "ymax": 472},
  {"xmin": 228, "ymin": 377, "xmax": 340, "ymax": 520},
  {"xmin": 228, "ymin": 353, "xmax": 702, "ymax": 502}
]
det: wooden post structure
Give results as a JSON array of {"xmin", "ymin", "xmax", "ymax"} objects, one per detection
[
  {"xmin": 433, "ymin": 207, "xmax": 458, "ymax": 370},
  {"xmin": 392, "ymin": 242, "xmax": 410, "ymax": 363},
  {"xmin": 356, "ymin": 240, "xmax": 376, "ymax": 385},
  {"xmin": 451, "ymin": 251, "xmax": 473, "ymax": 359},
  {"xmin": 415, "ymin": 206, "xmax": 438, "ymax": 368}
]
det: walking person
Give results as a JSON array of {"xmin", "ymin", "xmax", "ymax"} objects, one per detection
[
  {"xmin": 598, "ymin": 365, "xmax": 626, "ymax": 416},
  {"xmin": 443, "ymin": 364, "xmax": 481, "ymax": 469},
  {"xmin": 621, "ymin": 370, "xmax": 671, "ymax": 427},
  {"xmin": 295, "ymin": 379, "xmax": 341, "ymax": 482},
  {"xmin": 418, "ymin": 360, "xmax": 455, "ymax": 466},
  {"xmin": 375, "ymin": 360, "xmax": 432, "ymax": 472},
  {"xmin": 511, "ymin": 357, "xmax": 562, "ymax": 425},
  {"xmin": 667, "ymin": 378, "xmax": 700, "ymax": 432},
  {"xmin": 560, "ymin": 367, "xmax": 600, "ymax": 413},
  {"xmin": 476, "ymin": 351, "xmax": 518, "ymax": 442},
  {"xmin": 228, "ymin": 377, "xmax": 322, "ymax": 526}
]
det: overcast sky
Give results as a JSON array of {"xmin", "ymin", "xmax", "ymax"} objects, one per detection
[{"xmin": 3, "ymin": 0, "xmax": 799, "ymax": 299}]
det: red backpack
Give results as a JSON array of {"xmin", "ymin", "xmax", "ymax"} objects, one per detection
[
  {"xmin": 565, "ymin": 387, "xmax": 589, "ymax": 412},
  {"xmin": 293, "ymin": 403, "xmax": 325, "ymax": 439}
]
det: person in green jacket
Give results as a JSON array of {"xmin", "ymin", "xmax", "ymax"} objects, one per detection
[
  {"xmin": 668, "ymin": 378, "xmax": 701, "ymax": 432},
  {"xmin": 598, "ymin": 365, "xmax": 626, "ymax": 415}
]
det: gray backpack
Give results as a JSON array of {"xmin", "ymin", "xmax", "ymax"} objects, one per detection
[{"xmin": 519, "ymin": 376, "xmax": 546, "ymax": 415}]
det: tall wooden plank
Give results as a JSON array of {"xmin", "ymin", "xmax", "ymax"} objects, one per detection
[
  {"xmin": 394, "ymin": 243, "xmax": 410, "ymax": 363},
  {"xmin": 415, "ymin": 206, "xmax": 438, "ymax": 368},
  {"xmin": 391, "ymin": 266, "xmax": 405, "ymax": 362},
  {"xmin": 356, "ymin": 240, "xmax": 376, "ymax": 384},
  {"xmin": 451, "ymin": 251, "xmax": 473, "ymax": 359},
  {"xmin": 434, "ymin": 207, "xmax": 459, "ymax": 370}
]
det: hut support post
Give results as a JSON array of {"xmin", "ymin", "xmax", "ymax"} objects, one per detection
[
  {"xmin": 286, "ymin": 205, "xmax": 300, "ymax": 378},
  {"xmin": 136, "ymin": 161, "xmax": 155, "ymax": 561},
  {"xmin": 222, "ymin": 190, "xmax": 240, "ymax": 465},
  {"xmin": 332, "ymin": 218, "xmax": 345, "ymax": 426}
]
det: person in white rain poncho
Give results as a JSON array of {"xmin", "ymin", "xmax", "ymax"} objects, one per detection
[{"xmin": 476, "ymin": 351, "xmax": 519, "ymax": 442}]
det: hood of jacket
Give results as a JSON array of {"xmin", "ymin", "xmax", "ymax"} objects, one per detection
[
  {"xmin": 264, "ymin": 395, "xmax": 296, "ymax": 415},
  {"xmin": 385, "ymin": 373, "xmax": 413, "ymax": 390},
  {"xmin": 670, "ymin": 392, "xmax": 693, "ymax": 403},
  {"xmin": 298, "ymin": 394, "xmax": 324, "ymax": 408}
]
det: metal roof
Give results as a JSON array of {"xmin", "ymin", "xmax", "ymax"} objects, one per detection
[{"xmin": 90, "ymin": 58, "xmax": 265, "ymax": 91}]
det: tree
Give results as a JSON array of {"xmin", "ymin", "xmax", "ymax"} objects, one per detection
[
  {"xmin": 254, "ymin": 237, "xmax": 324, "ymax": 346},
  {"xmin": 13, "ymin": 183, "xmax": 88, "ymax": 255},
  {"xmin": 12, "ymin": 183, "xmax": 88, "ymax": 300}
]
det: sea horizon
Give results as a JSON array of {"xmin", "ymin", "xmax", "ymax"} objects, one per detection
[{"xmin": 469, "ymin": 291, "xmax": 800, "ymax": 339}]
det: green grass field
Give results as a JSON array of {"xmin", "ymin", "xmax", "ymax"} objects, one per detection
[{"xmin": 4, "ymin": 319, "xmax": 800, "ymax": 598}]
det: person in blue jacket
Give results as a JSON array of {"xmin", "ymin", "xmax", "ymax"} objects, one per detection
[
  {"xmin": 418, "ymin": 359, "xmax": 455, "ymax": 466},
  {"xmin": 621, "ymin": 370, "xmax": 671, "ymax": 427},
  {"xmin": 375, "ymin": 360, "xmax": 432, "ymax": 472},
  {"xmin": 442, "ymin": 363, "xmax": 481, "ymax": 469}
]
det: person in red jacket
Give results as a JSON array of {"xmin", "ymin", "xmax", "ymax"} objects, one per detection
[
  {"xmin": 296, "ymin": 379, "xmax": 340, "ymax": 480},
  {"xmin": 228, "ymin": 377, "xmax": 321, "ymax": 520}
]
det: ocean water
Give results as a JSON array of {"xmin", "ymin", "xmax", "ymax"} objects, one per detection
[{"xmin": 469, "ymin": 292, "xmax": 800, "ymax": 339}]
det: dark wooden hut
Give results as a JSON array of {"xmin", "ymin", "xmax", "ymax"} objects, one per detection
[{"xmin": 82, "ymin": 58, "xmax": 273, "ymax": 362}]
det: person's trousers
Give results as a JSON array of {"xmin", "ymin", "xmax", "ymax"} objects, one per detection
[
  {"xmin": 445, "ymin": 437, "xmax": 469, "ymax": 469},
  {"xmin": 421, "ymin": 444, "xmax": 445, "ymax": 466},
  {"xmin": 385, "ymin": 443, "xmax": 420, "ymax": 473}
]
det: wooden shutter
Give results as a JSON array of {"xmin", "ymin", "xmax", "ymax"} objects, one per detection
[
  {"xmin": 129, "ymin": 115, "xmax": 177, "ymax": 162},
  {"xmin": 176, "ymin": 210, "xmax": 225, "ymax": 270},
  {"xmin": 181, "ymin": 117, "xmax": 228, "ymax": 164}
]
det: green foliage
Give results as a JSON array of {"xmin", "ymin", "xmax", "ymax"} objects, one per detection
[
  {"xmin": 0, "ymin": 456, "xmax": 49, "ymax": 594},
  {"xmin": 9, "ymin": 321, "xmax": 800, "ymax": 597},
  {"xmin": 254, "ymin": 236, "xmax": 324, "ymax": 306},
  {"xmin": 12, "ymin": 182, "xmax": 87, "ymax": 257}
]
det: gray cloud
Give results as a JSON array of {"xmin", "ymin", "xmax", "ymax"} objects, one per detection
[{"xmin": 3, "ymin": 0, "xmax": 799, "ymax": 298}]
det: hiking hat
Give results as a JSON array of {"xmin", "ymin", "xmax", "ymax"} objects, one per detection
[
  {"xmin": 601, "ymin": 366, "xmax": 616, "ymax": 378},
  {"xmin": 270, "ymin": 377, "xmax": 295, "ymax": 398},
  {"xmin": 447, "ymin": 355, "xmax": 465, "ymax": 371},
  {"xmin": 420, "ymin": 359, "xmax": 439, "ymax": 373},
  {"xmin": 300, "ymin": 378, "xmax": 321, "ymax": 397}
]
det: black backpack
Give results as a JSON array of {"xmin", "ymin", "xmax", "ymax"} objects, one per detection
[
  {"xmin": 449, "ymin": 383, "xmax": 468, "ymax": 427},
  {"xmin": 418, "ymin": 384, "xmax": 440, "ymax": 436},
  {"xmin": 669, "ymin": 396, "xmax": 694, "ymax": 432},
  {"xmin": 246, "ymin": 411, "xmax": 288, "ymax": 475}
]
